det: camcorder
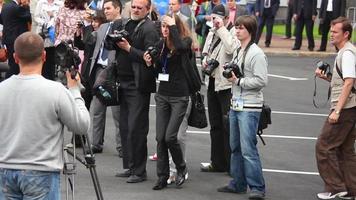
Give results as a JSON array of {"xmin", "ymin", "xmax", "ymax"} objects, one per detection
[
  {"xmin": 202, "ymin": 59, "xmax": 219, "ymax": 76},
  {"xmin": 222, "ymin": 62, "xmax": 243, "ymax": 79},
  {"xmin": 55, "ymin": 40, "xmax": 82, "ymax": 83}
]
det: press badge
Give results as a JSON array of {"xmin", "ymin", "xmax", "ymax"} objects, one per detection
[
  {"xmin": 158, "ymin": 73, "xmax": 169, "ymax": 82},
  {"xmin": 231, "ymin": 97, "xmax": 244, "ymax": 111}
]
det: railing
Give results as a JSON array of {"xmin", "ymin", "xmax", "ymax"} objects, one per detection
[{"xmin": 347, "ymin": 7, "xmax": 356, "ymax": 43}]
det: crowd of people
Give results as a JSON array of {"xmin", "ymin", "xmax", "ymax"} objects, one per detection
[{"xmin": 0, "ymin": 0, "xmax": 355, "ymax": 200}]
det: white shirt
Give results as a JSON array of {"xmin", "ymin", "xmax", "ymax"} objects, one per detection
[
  {"xmin": 340, "ymin": 50, "xmax": 356, "ymax": 79},
  {"xmin": 327, "ymin": 0, "xmax": 333, "ymax": 12},
  {"xmin": 34, "ymin": 0, "xmax": 63, "ymax": 34}
]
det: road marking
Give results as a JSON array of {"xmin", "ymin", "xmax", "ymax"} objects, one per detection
[
  {"xmin": 268, "ymin": 73, "xmax": 308, "ymax": 81},
  {"xmin": 187, "ymin": 130, "xmax": 317, "ymax": 140},
  {"xmin": 262, "ymin": 169, "xmax": 319, "ymax": 176}
]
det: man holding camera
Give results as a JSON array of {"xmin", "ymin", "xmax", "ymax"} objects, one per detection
[
  {"xmin": 217, "ymin": 15, "xmax": 268, "ymax": 200},
  {"xmin": 87, "ymin": 0, "xmax": 122, "ymax": 155},
  {"xmin": 315, "ymin": 17, "xmax": 356, "ymax": 200},
  {"xmin": 113, "ymin": 0, "xmax": 159, "ymax": 183},
  {"xmin": 0, "ymin": 32, "xmax": 90, "ymax": 199},
  {"xmin": 200, "ymin": 4, "xmax": 239, "ymax": 173}
]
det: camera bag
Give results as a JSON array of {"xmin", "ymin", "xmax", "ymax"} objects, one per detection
[{"xmin": 93, "ymin": 64, "xmax": 120, "ymax": 106}]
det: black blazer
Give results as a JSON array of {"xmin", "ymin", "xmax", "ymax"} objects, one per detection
[
  {"xmin": 293, "ymin": 0, "xmax": 317, "ymax": 19},
  {"xmin": 0, "ymin": 1, "xmax": 31, "ymax": 45},
  {"xmin": 319, "ymin": 0, "xmax": 345, "ymax": 20},
  {"xmin": 255, "ymin": 0, "xmax": 280, "ymax": 16}
]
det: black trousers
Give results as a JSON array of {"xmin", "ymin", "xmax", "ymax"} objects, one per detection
[
  {"xmin": 207, "ymin": 77, "xmax": 231, "ymax": 172},
  {"xmin": 285, "ymin": 4, "xmax": 295, "ymax": 38},
  {"xmin": 155, "ymin": 94, "xmax": 188, "ymax": 179},
  {"xmin": 255, "ymin": 9, "xmax": 275, "ymax": 46},
  {"xmin": 319, "ymin": 12, "xmax": 333, "ymax": 51},
  {"xmin": 42, "ymin": 47, "xmax": 56, "ymax": 80},
  {"xmin": 294, "ymin": 13, "xmax": 315, "ymax": 49},
  {"xmin": 5, "ymin": 43, "xmax": 19, "ymax": 78},
  {"xmin": 119, "ymin": 87, "xmax": 151, "ymax": 176}
]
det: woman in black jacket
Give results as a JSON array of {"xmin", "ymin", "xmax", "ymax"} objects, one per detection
[{"xmin": 144, "ymin": 14, "xmax": 192, "ymax": 190}]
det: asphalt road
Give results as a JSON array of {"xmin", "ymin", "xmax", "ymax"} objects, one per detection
[{"xmin": 61, "ymin": 55, "xmax": 338, "ymax": 200}]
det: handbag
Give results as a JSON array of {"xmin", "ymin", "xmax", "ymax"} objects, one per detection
[
  {"xmin": 188, "ymin": 91, "xmax": 208, "ymax": 129},
  {"xmin": 257, "ymin": 104, "xmax": 272, "ymax": 145},
  {"xmin": 93, "ymin": 63, "xmax": 120, "ymax": 106},
  {"xmin": 0, "ymin": 44, "xmax": 8, "ymax": 62}
]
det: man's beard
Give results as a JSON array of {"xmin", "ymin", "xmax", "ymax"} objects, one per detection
[{"xmin": 131, "ymin": 13, "xmax": 144, "ymax": 21}]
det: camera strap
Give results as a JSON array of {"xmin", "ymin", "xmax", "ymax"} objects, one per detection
[
  {"xmin": 232, "ymin": 41, "xmax": 254, "ymax": 77},
  {"xmin": 335, "ymin": 62, "xmax": 356, "ymax": 93},
  {"xmin": 313, "ymin": 75, "xmax": 331, "ymax": 108}
]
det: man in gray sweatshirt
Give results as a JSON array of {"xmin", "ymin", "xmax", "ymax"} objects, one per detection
[{"xmin": 0, "ymin": 32, "xmax": 90, "ymax": 200}]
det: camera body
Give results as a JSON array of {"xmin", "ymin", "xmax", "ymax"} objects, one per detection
[
  {"xmin": 106, "ymin": 30, "xmax": 129, "ymax": 43},
  {"xmin": 202, "ymin": 59, "xmax": 219, "ymax": 76},
  {"xmin": 77, "ymin": 20, "xmax": 85, "ymax": 28},
  {"xmin": 222, "ymin": 63, "xmax": 242, "ymax": 79},
  {"xmin": 316, "ymin": 60, "xmax": 330, "ymax": 74},
  {"xmin": 147, "ymin": 46, "xmax": 159, "ymax": 61},
  {"xmin": 55, "ymin": 41, "xmax": 81, "ymax": 79}
]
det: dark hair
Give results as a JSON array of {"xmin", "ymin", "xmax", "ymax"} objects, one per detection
[
  {"xmin": 331, "ymin": 17, "xmax": 353, "ymax": 40},
  {"xmin": 104, "ymin": 0, "xmax": 122, "ymax": 13},
  {"xmin": 93, "ymin": 10, "xmax": 107, "ymax": 24},
  {"xmin": 235, "ymin": 15, "xmax": 257, "ymax": 42},
  {"xmin": 14, "ymin": 32, "xmax": 44, "ymax": 65},
  {"xmin": 64, "ymin": 0, "xmax": 86, "ymax": 10},
  {"xmin": 164, "ymin": 14, "xmax": 191, "ymax": 51}
]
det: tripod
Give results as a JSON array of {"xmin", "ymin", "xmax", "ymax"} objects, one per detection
[{"xmin": 63, "ymin": 132, "xmax": 104, "ymax": 200}]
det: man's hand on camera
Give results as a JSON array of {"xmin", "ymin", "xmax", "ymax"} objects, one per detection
[
  {"xmin": 315, "ymin": 68, "xmax": 331, "ymax": 81},
  {"xmin": 228, "ymin": 71, "xmax": 238, "ymax": 83},
  {"xmin": 116, "ymin": 38, "xmax": 131, "ymax": 52},
  {"xmin": 66, "ymin": 70, "xmax": 81, "ymax": 89},
  {"xmin": 143, "ymin": 51, "xmax": 152, "ymax": 67},
  {"xmin": 328, "ymin": 110, "xmax": 340, "ymax": 124}
]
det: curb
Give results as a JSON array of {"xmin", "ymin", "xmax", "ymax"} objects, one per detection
[{"xmin": 263, "ymin": 50, "xmax": 337, "ymax": 58}]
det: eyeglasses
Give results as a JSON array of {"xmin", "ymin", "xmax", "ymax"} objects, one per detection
[{"xmin": 131, "ymin": 5, "xmax": 143, "ymax": 10}]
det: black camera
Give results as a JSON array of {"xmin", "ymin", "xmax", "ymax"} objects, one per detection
[
  {"xmin": 55, "ymin": 41, "xmax": 81, "ymax": 79},
  {"xmin": 316, "ymin": 60, "xmax": 330, "ymax": 74},
  {"xmin": 202, "ymin": 59, "xmax": 219, "ymax": 76},
  {"xmin": 222, "ymin": 63, "xmax": 242, "ymax": 79},
  {"xmin": 77, "ymin": 20, "xmax": 85, "ymax": 28},
  {"xmin": 147, "ymin": 46, "xmax": 159, "ymax": 61},
  {"xmin": 106, "ymin": 29, "xmax": 129, "ymax": 43}
]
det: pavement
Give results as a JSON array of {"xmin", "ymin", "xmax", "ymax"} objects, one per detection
[{"xmin": 258, "ymin": 33, "xmax": 337, "ymax": 58}]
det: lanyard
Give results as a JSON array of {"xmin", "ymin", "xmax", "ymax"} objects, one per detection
[{"xmin": 162, "ymin": 55, "xmax": 168, "ymax": 74}]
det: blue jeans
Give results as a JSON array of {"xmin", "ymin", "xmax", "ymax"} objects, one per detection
[
  {"xmin": 0, "ymin": 169, "xmax": 60, "ymax": 200},
  {"xmin": 228, "ymin": 110, "xmax": 265, "ymax": 193},
  {"xmin": 246, "ymin": 3, "xmax": 256, "ymax": 15}
]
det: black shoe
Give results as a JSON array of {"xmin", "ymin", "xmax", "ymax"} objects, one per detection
[
  {"xmin": 292, "ymin": 47, "xmax": 300, "ymax": 50},
  {"xmin": 200, "ymin": 163, "xmax": 224, "ymax": 172},
  {"xmin": 152, "ymin": 179, "xmax": 168, "ymax": 190},
  {"xmin": 176, "ymin": 168, "xmax": 187, "ymax": 186},
  {"xmin": 127, "ymin": 174, "xmax": 147, "ymax": 183},
  {"xmin": 217, "ymin": 186, "xmax": 246, "ymax": 194},
  {"xmin": 308, "ymin": 47, "xmax": 314, "ymax": 51},
  {"xmin": 317, "ymin": 49, "xmax": 326, "ymax": 52},
  {"xmin": 265, "ymin": 43, "xmax": 270, "ymax": 48},
  {"xmin": 115, "ymin": 169, "xmax": 131, "ymax": 177}
]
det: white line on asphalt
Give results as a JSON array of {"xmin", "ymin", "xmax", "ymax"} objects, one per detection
[
  {"xmin": 187, "ymin": 130, "xmax": 317, "ymax": 140},
  {"xmin": 262, "ymin": 169, "xmax": 319, "ymax": 176},
  {"xmin": 268, "ymin": 73, "xmax": 308, "ymax": 81}
]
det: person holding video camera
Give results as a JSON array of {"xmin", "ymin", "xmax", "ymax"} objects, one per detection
[
  {"xmin": 86, "ymin": 0, "xmax": 122, "ymax": 155},
  {"xmin": 217, "ymin": 15, "xmax": 267, "ymax": 200},
  {"xmin": 113, "ymin": 0, "xmax": 160, "ymax": 183},
  {"xmin": 315, "ymin": 17, "xmax": 356, "ymax": 200},
  {"xmin": 0, "ymin": 32, "xmax": 90, "ymax": 200},
  {"xmin": 200, "ymin": 4, "xmax": 239, "ymax": 173}
]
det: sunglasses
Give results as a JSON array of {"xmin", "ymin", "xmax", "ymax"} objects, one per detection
[{"xmin": 131, "ymin": 5, "xmax": 144, "ymax": 10}]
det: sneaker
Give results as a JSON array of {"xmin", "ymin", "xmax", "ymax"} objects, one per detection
[
  {"xmin": 217, "ymin": 185, "xmax": 246, "ymax": 194},
  {"xmin": 167, "ymin": 174, "xmax": 175, "ymax": 185},
  {"xmin": 149, "ymin": 153, "xmax": 158, "ymax": 161},
  {"xmin": 249, "ymin": 190, "xmax": 265, "ymax": 200},
  {"xmin": 65, "ymin": 143, "xmax": 74, "ymax": 148},
  {"xmin": 337, "ymin": 195, "xmax": 356, "ymax": 200},
  {"xmin": 317, "ymin": 191, "xmax": 348, "ymax": 199}
]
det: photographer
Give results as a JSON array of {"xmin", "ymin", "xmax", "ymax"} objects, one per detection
[
  {"xmin": 113, "ymin": 0, "xmax": 160, "ymax": 183},
  {"xmin": 217, "ymin": 15, "xmax": 268, "ymax": 200},
  {"xmin": 0, "ymin": 32, "xmax": 90, "ymax": 199},
  {"xmin": 200, "ymin": 4, "xmax": 239, "ymax": 173},
  {"xmin": 315, "ymin": 17, "xmax": 356, "ymax": 200},
  {"xmin": 86, "ymin": 0, "xmax": 121, "ymax": 155}
]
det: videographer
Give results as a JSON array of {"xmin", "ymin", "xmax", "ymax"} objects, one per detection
[
  {"xmin": 315, "ymin": 17, "xmax": 356, "ymax": 200},
  {"xmin": 200, "ymin": 4, "xmax": 239, "ymax": 173},
  {"xmin": 86, "ymin": 0, "xmax": 122, "ymax": 155},
  {"xmin": 0, "ymin": 32, "xmax": 90, "ymax": 199},
  {"xmin": 113, "ymin": 0, "xmax": 159, "ymax": 183},
  {"xmin": 217, "ymin": 15, "xmax": 268, "ymax": 200}
]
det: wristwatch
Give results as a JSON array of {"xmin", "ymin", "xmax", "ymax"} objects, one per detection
[{"xmin": 335, "ymin": 110, "xmax": 341, "ymax": 115}]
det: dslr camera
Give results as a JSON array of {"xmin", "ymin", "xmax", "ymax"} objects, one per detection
[
  {"xmin": 202, "ymin": 59, "xmax": 219, "ymax": 76},
  {"xmin": 106, "ymin": 29, "xmax": 129, "ymax": 43},
  {"xmin": 316, "ymin": 60, "xmax": 330, "ymax": 74},
  {"xmin": 147, "ymin": 46, "xmax": 159, "ymax": 62},
  {"xmin": 222, "ymin": 62, "xmax": 243, "ymax": 79}
]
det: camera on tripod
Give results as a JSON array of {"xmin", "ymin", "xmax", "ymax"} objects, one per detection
[
  {"xmin": 202, "ymin": 59, "xmax": 219, "ymax": 76},
  {"xmin": 222, "ymin": 62, "xmax": 243, "ymax": 79},
  {"xmin": 316, "ymin": 60, "xmax": 331, "ymax": 74},
  {"xmin": 55, "ymin": 41, "xmax": 81, "ymax": 80}
]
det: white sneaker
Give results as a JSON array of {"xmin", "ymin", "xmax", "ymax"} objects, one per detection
[
  {"xmin": 317, "ymin": 191, "xmax": 348, "ymax": 199},
  {"xmin": 65, "ymin": 143, "xmax": 73, "ymax": 148}
]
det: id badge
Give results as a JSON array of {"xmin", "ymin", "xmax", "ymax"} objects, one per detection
[
  {"xmin": 158, "ymin": 73, "xmax": 169, "ymax": 82},
  {"xmin": 231, "ymin": 97, "xmax": 244, "ymax": 111}
]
